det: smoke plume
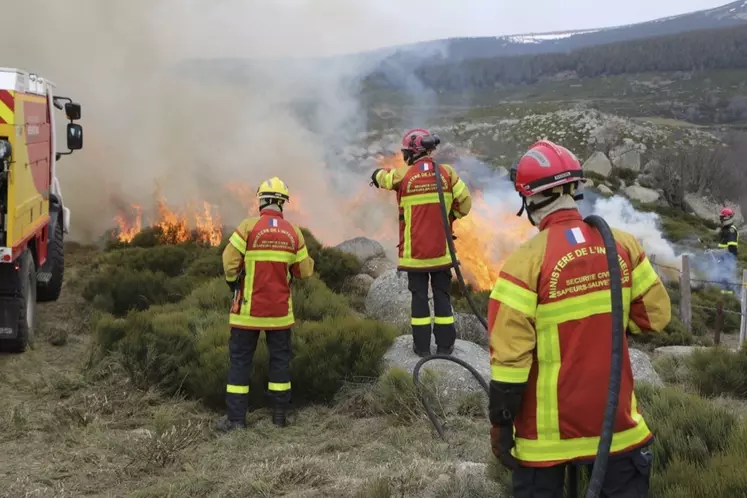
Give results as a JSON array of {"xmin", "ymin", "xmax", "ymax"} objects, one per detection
[{"xmin": 2, "ymin": 0, "xmax": 444, "ymax": 243}]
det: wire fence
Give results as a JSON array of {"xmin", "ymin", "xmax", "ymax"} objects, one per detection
[{"xmin": 648, "ymin": 255, "xmax": 747, "ymax": 347}]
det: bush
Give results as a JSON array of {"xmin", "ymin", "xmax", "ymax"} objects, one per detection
[
  {"xmin": 185, "ymin": 252, "xmax": 224, "ymax": 278},
  {"xmin": 629, "ymin": 315, "xmax": 696, "ymax": 350},
  {"xmin": 292, "ymin": 276, "xmax": 351, "ymax": 321},
  {"xmin": 682, "ymin": 345, "xmax": 747, "ymax": 399},
  {"xmin": 82, "ymin": 267, "xmax": 198, "ymax": 317},
  {"xmin": 99, "ymin": 245, "xmax": 202, "ymax": 277},
  {"xmin": 335, "ymin": 367, "xmax": 445, "ymax": 424},
  {"xmin": 93, "ymin": 276, "xmax": 397, "ymax": 407},
  {"xmin": 635, "ymin": 383, "xmax": 747, "ymax": 497}
]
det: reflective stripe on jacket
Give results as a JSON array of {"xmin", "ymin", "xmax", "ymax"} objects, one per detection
[
  {"xmin": 222, "ymin": 209, "xmax": 314, "ymax": 330},
  {"xmin": 718, "ymin": 225, "xmax": 739, "ymax": 256},
  {"xmin": 487, "ymin": 208, "xmax": 671, "ymax": 466},
  {"xmin": 374, "ymin": 157, "xmax": 472, "ymax": 271}
]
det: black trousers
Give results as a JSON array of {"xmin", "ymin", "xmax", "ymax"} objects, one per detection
[
  {"xmin": 225, "ymin": 327, "xmax": 292, "ymax": 422},
  {"xmin": 512, "ymin": 446, "xmax": 653, "ymax": 498},
  {"xmin": 407, "ymin": 270, "xmax": 456, "ymax": 353}
]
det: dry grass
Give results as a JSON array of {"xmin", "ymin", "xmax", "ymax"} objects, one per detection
[{"xmin": 0, "ymin": 246, "xmax": 504, "ymax": 498}]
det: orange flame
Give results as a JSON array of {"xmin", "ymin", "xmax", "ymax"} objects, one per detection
[
  {"xmin": 114, "ymin": 188, "xmax": 223, "ymax": 246},
  {"xmin": 114, "ymin": 204, "xmax": 142, "ymax": 243}
]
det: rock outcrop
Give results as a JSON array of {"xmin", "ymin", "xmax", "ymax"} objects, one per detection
[
  {"xmin": 366, "ymin": 269, "xmax": 489, "ymax": 347},
  {"xmin": 629, "ymin": 348, "xmax": 663, "ymax": 386},
  {"xmin": 623, "ymin": 185, "xmax": 661, "ymax": 204},
  {"xmin": 583, "ymin": 152, "xmax": 613, "ymax": 178},
  {"xmin": 382, "ymin": 335, "xmax": 490, "ymax": 395},
  {"xmin": 335, "ymin": 237, "xmax": 386, "ymax": 265},
  {"xmin": 684, "ymin": 194, "xmax": 744, "ymax": 226}
]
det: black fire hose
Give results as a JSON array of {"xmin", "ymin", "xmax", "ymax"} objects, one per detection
[{"xmin": 411, "ymin": 166, "xmax": 624, "ymax": 498}]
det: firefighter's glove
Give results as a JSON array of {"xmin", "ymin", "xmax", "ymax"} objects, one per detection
[
  {"xmin": 489, "ymin": 380, "xmax": 526, "ymax": 471},
  {"xmin": 491, "ymin": 424, "xmax": 518, "ymax": 470},
  {"xmin": 226, "ymin": 279, "xmax": 239, "ymax": 292},
  {"xmin": 370, "ymin": 169, "xmax": 383, "ymax": 188}
]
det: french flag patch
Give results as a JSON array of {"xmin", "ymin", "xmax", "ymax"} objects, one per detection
[
  {"xmin": 270, "ymin": 218, "xmax": 278, "ymax": 228},
  {"xmin": 421, "ymin": 162, "xmax": 432, "ymax": 171},
  {"xmin": 565, "ymin": 227, "xmax": 586, "ymax": 245}
]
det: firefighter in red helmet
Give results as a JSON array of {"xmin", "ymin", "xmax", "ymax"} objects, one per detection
[
  {"xmin": 369, "ymin": 129, "xmax": 472, "ymax": 357},
  {"xmin": 488, "ymin": 140, "xmax": 671, "ymax": 497},
  {"xmin": 717, "ymin": 207, "xmax": 739, "ymax": 294}
]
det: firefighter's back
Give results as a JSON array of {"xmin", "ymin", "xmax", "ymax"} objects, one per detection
[
  {"xmin": 532, "ymin": 213, "xmax": 642, "ymax": 444},
  {"xmin": 395, "ymin": 158, "xmax": 455, "ymax": 269},
  {"xmin": 239, "ymin": 213, "xmax": 302, "ymax": 322}
]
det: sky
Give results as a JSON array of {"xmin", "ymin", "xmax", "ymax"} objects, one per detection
[{"xmin": 162, "ymin": 0, "xmax": 736, "ymax": 59}]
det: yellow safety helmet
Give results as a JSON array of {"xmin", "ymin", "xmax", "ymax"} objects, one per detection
[{"xmin": 256, "ymin": 176, "xmax": 290, "ymax": 203}]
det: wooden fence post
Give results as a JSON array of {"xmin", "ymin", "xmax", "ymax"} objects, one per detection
[
  {"xmin": 740, "ymin": 269, "xmax": 747, "ymax": 348},
  {"xmin": 715, "ymin": 300, "xmax": 723, "ymax": 345},
  {"xmin": 679, "ymin": 254, "xmax": 692, "ymax": 332}
]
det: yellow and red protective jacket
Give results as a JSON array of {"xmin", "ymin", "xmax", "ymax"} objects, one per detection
[
  {"xmin": 373, "ymin": 156, "xmax": 472, "ymax": 271},
  {"xmin": 487, "ymin": 209, "xmax": 671, "ymax": 466},
  {"xmin": 223, "ymin": 209, "xmax": 314, "ymax": 330}
]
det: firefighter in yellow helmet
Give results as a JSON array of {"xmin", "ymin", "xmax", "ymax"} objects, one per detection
[{"xmin": 214, "ymin": 177, "xmax": 315, "ymax": 432}]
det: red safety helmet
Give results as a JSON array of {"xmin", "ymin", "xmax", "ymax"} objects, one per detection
[
  {"xmin": 510, "ymin": 140, "xmax": 585, "ymax": 198},
  {"xmin": 720, "ymin": 207, "xmax": 735, "ymax": 223},
  {"xmin": 401, "ymin": 128, "xmax": 440, "ymax": 154}
]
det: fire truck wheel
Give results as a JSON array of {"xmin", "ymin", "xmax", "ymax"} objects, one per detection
[
  {"xmin": 2, "ymin": 251, "xmax": 37, "ymax": 353},
  {"xmin": 37, "ymin": 220, "xmax": 64, "ymax": 302}
]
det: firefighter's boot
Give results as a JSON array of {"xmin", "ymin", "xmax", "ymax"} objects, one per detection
[
  {"xmin": 213, "ymin": 417, "xmax": 246, "ymax": 433},
  {"xmin": 272, "ymin": 392, "xmax": 291, "ymax": 428}
]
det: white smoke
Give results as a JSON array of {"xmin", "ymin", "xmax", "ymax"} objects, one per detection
[{"xmin": 590, "ymin": 196, "xmax": 679, "ymax": 267}]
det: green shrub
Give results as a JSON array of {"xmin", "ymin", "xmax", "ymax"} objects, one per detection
[
  {"xmin": 99, "ymin": 245, "xmax": 201, "ymax": 277},
  {"xmin": 335, "ymin": 367, "xmax": 445, "ymax": 424},
  {"xmin": 683, "ymin": 345, "xmax": 747, "ymax": 399},
  {"xmin": 292, "ymin": 276, "xmax": 351, "ymax": 321},
  {"xmin": 82, "ymin": 267, "xmax": 198, "ymax": 317},
  {"xmin": 185, "ymin": 252, "xmax": 224, "ymax": 278},
  {"xmin": 93, "ymin": 274, "xmax": 397, "ymax": 407},
  {"xmin": 629, "ymin": 315, "xmax": 696, "ymax": 350},
  {"xmin": 452, "ymin": 282, "xmax": 490, "ymax": 316},
  {"xmin": 635, "ymin": 383, "xmax": 738, "ymax": 472}
]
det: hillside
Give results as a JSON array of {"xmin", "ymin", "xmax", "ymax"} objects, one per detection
[
  {"xmin": 372, "ymin": 0, "xmax": 747, "ymax": 62},
  {"xmin": 367, "ymin": 23, "xmax": 747, "ymax": 97}
]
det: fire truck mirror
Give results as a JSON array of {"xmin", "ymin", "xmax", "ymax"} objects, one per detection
[
  {"xmin": 66, "ymin": 124, "xmax": 83, "ymax": 151},
  {"xmin": 64, "ymin": 102, "xmax": 81, "ymax": 121},
  {"xmin": 0, "ymin": 139, "xmax": 11, "ymax": 160}
]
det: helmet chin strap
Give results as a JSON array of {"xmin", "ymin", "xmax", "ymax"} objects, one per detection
[{"xmin": 515, "ymin": 183, "xmax": 584, "ymax": 226}]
